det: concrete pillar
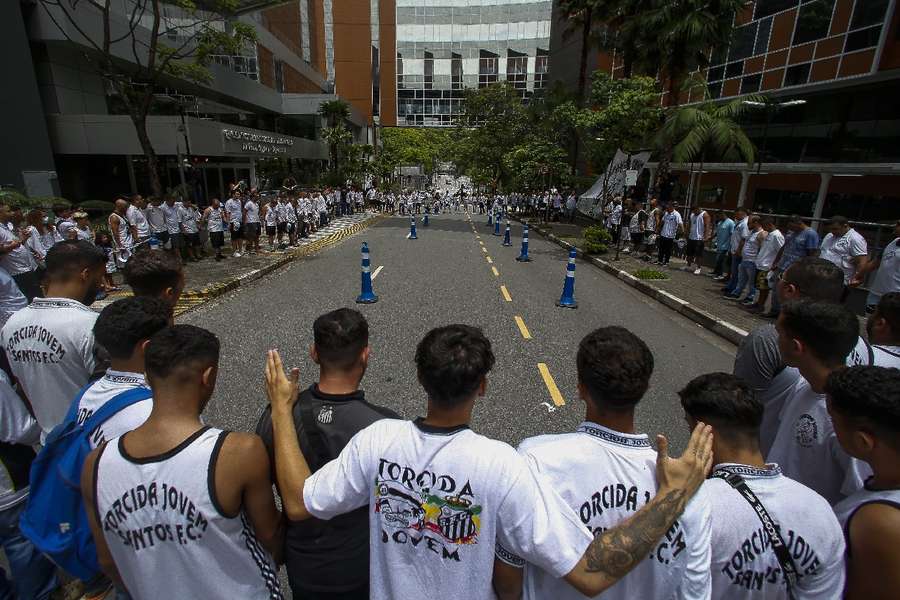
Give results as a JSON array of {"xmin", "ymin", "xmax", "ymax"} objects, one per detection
[
  {"xmin": 249, "ymin": 159, "xmax": 258, "ymax": 190},
  {"xmin": 812, "ymin": 172, "xmax": 832, "ymax": 227},
  {"xmin": 126, "ymin": 155, "xmax": 137, "ymax": 194},
  {"xmin": 218, "ymin": 166, "xmax": 225, "ymax": 199},
  {"xmin": 685, "ymin": 171, "xmax": 698, "ymax": 210},
  {"xmin": 737, "ymin": 171, "xmax": 751, "ymax": 207}
]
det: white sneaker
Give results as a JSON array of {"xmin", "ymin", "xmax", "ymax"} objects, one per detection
[
  {"xmin": 693, "ymin": 268, "xmax": 702, "ymax": 275},
  {"xmin": 234, "ymin": 252, "xmax": 241, "ymax": 258}
]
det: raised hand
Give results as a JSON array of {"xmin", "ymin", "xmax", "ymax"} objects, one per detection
[
  {"xmin": 655, "ymin": 423, "xmax": 714, "ymax": 497},
  {"xmin": 264, "ymin": 349, "xmax": 300, "ymax": 413}
]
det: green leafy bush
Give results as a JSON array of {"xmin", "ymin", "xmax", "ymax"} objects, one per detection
[
  {"xmin": 633, "ymin": 269, "xmax": 669, "ymax": 280},
  {"xmin": 583, "ymin": 225, "xmax": 612, "ymax": 254}
]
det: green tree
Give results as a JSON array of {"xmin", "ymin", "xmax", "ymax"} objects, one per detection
[
  {"xmin": 318, "ymin": 99, "xmax": 353, "ymax": 172},
  {"xmin": 38, "ymin": 0, "xmax": 257, "ymax": 198}
]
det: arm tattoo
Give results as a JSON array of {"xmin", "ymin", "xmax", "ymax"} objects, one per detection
[{"xmin": 584, "ymin": 489, "xmax": 687, "ymax": 577}]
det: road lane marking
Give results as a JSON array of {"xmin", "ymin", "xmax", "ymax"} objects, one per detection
[
  {"xmin": 514, "ymin": 316, "xmax": 532, "ymax": 339},
  {"xmin": 500, "ymin": 285, "xmax": 511, "ymax": 301},
  {"xmin": 372, "ymin": 265, "xmax": 384, "ymax": 279},
  {"xmin": 491, "ymin": 266, "xmax": 499, "ymax": 277},
  {"xmin": 481, "ymin": 247, "xmax": 488, "ymax": 253},
  {"xmin": 537, "ymin": 363, "xmax": 566, "ymax": 406},
  {"xmin": 486, "ymin": 256, "xmax": 493, "ymax": 263}
]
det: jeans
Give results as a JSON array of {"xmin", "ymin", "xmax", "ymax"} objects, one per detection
[
  {"xmin": 732, "ymin": 260, "xmax": 757, "ymax": 299},
  {"xmin": 0, "ymin": 501, "xmax": 57, "ymax": 600},
  {"xmin": 713, "ymin": 250, "xmax": 729, "ymax": 276},
  {"xmin": 657, "ymin": 237, "xmax": 675, "ymax": 264},
  {"xmin": 724, "ymin": 255, "xmax": 742, "ymax": 292}
]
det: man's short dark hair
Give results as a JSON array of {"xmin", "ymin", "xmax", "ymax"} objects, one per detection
[
  {"xmin": 829, "ymin": 215, "xmax": 849, "ymax": 227},
  {"xmin": 577, "ymin": 327, "xmax": 653, "ymax": 410},
  {"xmin": 94, "ymin": 297, "xmax": 172, "ymax": 360},
  {"xmin": 679, "ymin": 373, "xmax": 761, "ymax": 438},
  {"xmin": 781, "ymin": 300, "xmax": 859, "ymax": 365},
  {"xmin": 826, "ymin": 366, "xmax": 900, "ymax": 445},
  {"xmin": 415, "ymin": 325, "xmax": 495, "ymax": 408},
  {"xmin": 787, "ymin": 214, "xmax": 805, "ymax": 225},
  {"xmin": 313, "ymin": 308, "xmax": 368, "ymax": 370},
  {"xmin": 44, "ymin": 240, "xmax": 107, "ymax": 280},
  {"xmin": 783, "ymin": 257, "xmax": 845, "ymax": 302},
  {"xmin": 876, "ymin": 292, "xmax": 900, "ymax": 334},
  {"xmin": 123, "ymin": 250, "xmax": 183, "ymax": 297},
  {"xmin": 145, "ymin": 325, "xmax": 220, "ymax": 381}
]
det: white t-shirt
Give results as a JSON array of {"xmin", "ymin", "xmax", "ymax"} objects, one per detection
[
  {"xmin": 689, "ymin": 211, "xmax": 707, "ymax": 241},
  {"xmin": 698, "ymin": 463, "xmax": 845, "ymax": 600},
  {"xmin": 205, "ymin": 207, "xmax": 225, "ymax": 233},
  {"xmin": 0, "ymin": 268, "xmax": 27, "ymax": 328},
  {"xmin": 178, "ymin": 206, "xmax": 200, "ymax": 234},
  {"xmin": 0, "ymin": 226, "xmax": 38, "ymax": 276},
  {"xmin": 742, "ymin": 230, "xmax": 764, "ymax": 260},
  {"xmin": 732, "ymin": 218, "xmax": 750, "ymax": 253},
  {"xmin": 872, "ymin": 344, "xmax": 900, "ymax": 368},
  {"xmin": 766, "ymin": 378, "xmax": 870, "ymax": 505},
  {"xmin": 0, "ymin": 369, "xmax": 39, "ymax": 511},
  {"xmin": 1, "ymin": 297, "xmax": 98, "ymax": 436},
  {"xmin": 302, "ymin": 419, "xmax": 592, "ymax": 600},
  {"xmin": 144, "ymin": 205, "xmax": 166, "ymax": 234},
  {"xmin": 126, "ymin": 204, "xmax": 150, "ymax": 238},
  {"xmin": 224, "ymin": 199, "xmax": 244, "ymax": 226},
  {"xmin": 870, "ymin": 238, "xmax": 899, "ymax": 297},
  {"xmin": 496, "ymin": 422, "xmax": 711, "ymax": 600},
  {"xmin": 244, "ymin": 201, "xmax": 260, "ymax": 224},
  {"xmin": 755, "ymin": 229, "xmax": 785, "ymax": 270},
  {"xmin": 660, "ymin": 211, "xmax": 683, "ymax": 239},
  {"xmin": 820, "ymin": 229, "xmax": 868, "ymax": 285},
  {"xmin": 74, "ymin": 370, "xmax": 152, "ymax": 449},
  {"xmin": 161, "ymin": 204, "xmax": 181, "ymax": 235}
]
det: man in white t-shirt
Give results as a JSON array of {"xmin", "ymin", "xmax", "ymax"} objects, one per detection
[
  {"xmin": 655, "ymin": 204, "xmax": 683, "ymax": 267},
  {"xmin": 75, "ymin": 296, "xmax": 170, "ymax": 448},
  {"xmin": 747, "ymin": 218, "xmax": 784, "ymax": 312},
  {"xmin": 243, "ymin": 196, "xmax": 261, "ymax": 254},
  {"xmin": 493, "ymin": 327, "xmax": 711, "ymax": 600},
  {"xmin": 680, "ymin": 373, "xmax": 845, "ymax": 599},
  {"xmin": 819, "ymin": 215, "xmax": 868, "ymax": 291},
  {"xmin": 178, "ymin": 198, "xmax": 201, "ymax": 262},
  {"xmin": 223, "ymin": 195, "xmax": 244, "ymax": 257},
  {"xmin": 143, "ymin": 197, "xmax": 166, "ymax": 240},
  {"xmin": 769, "ymin": 301, "xmax": 870, "ymax": 504},
  {"xmin": 160, "ymin": 196, "xmax": 182, "ymax": 256},
  {"xmin": 724, "ymin": 209, "xmax": 750, "ymax": 294},
  {"xmin": 126, "ymin": 195, "xmax": 151, "ymax": 244},
  {"xmin": 0, "ymin": 204, "xmax": 42, "ymax": 301},
  {"xmin": 265, "ymin": 325, "xmax": 714, "ymax": 600},
  {"xmin": 1, "ymin": 241, "xmax": 106, "ymax": 437},
  {"xmin": 858, "ymin": 219, "xmax": 900, "ymax": 311},
  {"xmin": 726, "ymin": 216, "xmax": 765, "ymax": 301},
  {"xmin": 828, "ymin": 366, "xmax": 900, "ymax": 600},
  {"xmin": 685, "ymin": 206, "xmax": 711, "ymax": 275}
]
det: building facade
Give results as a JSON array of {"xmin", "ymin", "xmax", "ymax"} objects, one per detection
[
  {"xmin": 2, "ymin": 0, "xmax": 371, "ymax": 202},
  {"xmin": 548, "ymin": 0, "xmax": 900, "ymax": 242}
]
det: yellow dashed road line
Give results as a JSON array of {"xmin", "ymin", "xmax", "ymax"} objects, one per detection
[
  {"xmin": 500, "ymin": 285, "xmax": 512, "ymax": 301},
  {"xmin": 481, "ymin": 247, "xmax": 488, "ymax": 253},
  {"xmin": 514, "ymin": 316, "xmax": 532, "ymax": 339},
  {"xmin": 537, "ymin": 363, "xmax": 566, "ymax": 406},
  {"xmin": 491, "ymin": 266, "xmax": 499, "ymax": 277},
  {"xmin": 486, "ymin": 256, "xmax": 493, "ymax": 264}
]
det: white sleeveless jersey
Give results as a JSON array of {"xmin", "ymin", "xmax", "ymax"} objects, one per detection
[
  {"xmin": 496, "ymin": 422, "xmax": 711, "ymax": 600},
  {"xmin": 112, "ymin": 214, "xmax": 133, "ymax": 249},
  {"xmin": 94, "ymin": 427, "xmax": 282, "ymax": 600},
  {"xmin": 689, "ymin": 211, "xmax": 706, "ymax": 240},
  {"xmin": 264, "ymin": 205, "xmax": 279, "ymax": 226},
  {"xmin": 834, "ymin": 483, "xmax": 900, "ymax": 540},
  {"xmin": 697, "ymin": 463, "xmax": 845, "ymax": 600}
]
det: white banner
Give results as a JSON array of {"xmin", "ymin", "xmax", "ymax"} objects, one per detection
[{"xmin": 577, "ymin": 150, "xmax": 652, "ymax": 218}]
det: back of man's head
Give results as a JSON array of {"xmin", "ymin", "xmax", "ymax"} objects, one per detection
[
  {"xmin": 679, "ymin": 373, "xmax": 761, "ymax": 444},
  {"xmin": 780, "ymin": 300, "xmax": 859, "ymax": 367},
  {"xmin": 415, "ymin": 325, "xmax": 495, "ymax": 409},
  {"xmin": 868, "ymin": 292, "xmax": 900, "ymax": 345},
  {"xmin": 782, "ymin": 257, "xmax": 844, "ymax": 302},
  {"xmin": 123, "ymin": 249, "xmax": 184, "ymax": 302},
  {"xmin": 313, "ymin": 308, "xmax": 369, "ymax": 371},
  {"xmin": 45, "ymin": 240, "xmax": 107, "ymax": 282},
  {"xmin": 826, "ymin": 366, "xmax": 900, "ymax": 454},
  {"xmin": 145, "ymin": 325, "xmax": 220, "ymax": 386},
  {"xmin": 94, "ymin": 296, "xmax": 172, "ymax": 361},
  {"xmin": 577, "ymin": 326, "xmax": 653, "ymax": 411}
]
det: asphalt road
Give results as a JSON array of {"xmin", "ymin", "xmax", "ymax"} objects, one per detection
[{"xmin": 183, "ymin": 211, "xmax": 735, "ymax": 453}]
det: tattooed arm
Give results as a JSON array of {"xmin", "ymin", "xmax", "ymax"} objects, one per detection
[{"xmin": 563, "ymin": 424, "xmax": 713, "ymax": 597}]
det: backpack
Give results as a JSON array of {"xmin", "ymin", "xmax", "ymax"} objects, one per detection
[{"xmin": 19, "ymin": 385, "xmax": 153, "ymax": 581}]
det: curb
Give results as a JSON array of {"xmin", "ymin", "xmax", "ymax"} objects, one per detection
[
  {"xmin": 515, "ymin": 218, "xmax": 749, "ymax": 346},
  {"xmin": 173, "ymin": 214, "xmax": 384, "ymax": 316}
]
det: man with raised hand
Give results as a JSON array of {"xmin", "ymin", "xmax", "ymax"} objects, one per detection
[
  {"xmin": 265, "ymin": 325, "xmax": 713, "ymax": 600},
  {"xmin": 492, "ymin": 327, "xmax": 711, "ymax": 600}
]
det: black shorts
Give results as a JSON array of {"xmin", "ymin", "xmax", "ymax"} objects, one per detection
[
  {"xmin": 686, "ymin": 239, "xmax": 705, "ymax": 258},
  {"xmin": 170, "ymin": 233, "xmax": 184, "ymax": 249},
  {"xmin": 631, "ymin": 233, "xmax": 644, "ymax": 245},
  {"xmin": 245, "ymin": 223, "xmax": 260, "ymax": 238},
  {"xmin": 277, "ymin": 222, "xmax": 287, "ymax": 234},
  {"xmin": 155, "ymin": 231, "xmax": 170, "ymax": 246},
  {"xmin": 210, "ymin": 231, "xmax": 225, "ymax": 248},
  {"xmin": 185, "ymin": 232, "xmax": 200, "ymax": 247},
  {"xmin": 266, "ymin": 225, "xmax": 277, "ymax": 236},
  {"xmin": 229, "ymin": 224, "xmax": 243, "ymax": 240}
]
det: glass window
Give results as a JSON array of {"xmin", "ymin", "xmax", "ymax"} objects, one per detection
[
  {"xmin": 729, "ymin": 23, "xmax": 758, "ymax": 61},
  {"xmin": 784, "ymin": 63, "xmax": 811, "ymax": 86},
  {"xmin": 850, "ymin": 0, "xmax": 889, "ymax": 30},
  {"xmin": 726, "ymin": 61, "xmax": 744, "ymax": 78},
  {"xmin": 793, "ymin": 0, "xmax": 835, "ymax": 45},
  {"xmin": 755, "ymin": 17, "xmax": 774, "ymax": 55},
  {"xmin": 274, "ymin": 59, "xmax": 284, "ymax": 93},
  {"xmin": 755, "ymin": 0, "xmax": 798, "ymax": 20},
  {"xmin": 424, "ymin": 51, "xmax": 434, "ymax": 90},
  {"xmin": 845, "ymin": 25, "xmax": 882, "ymax": 52},
  {"xmin": 742, "ymin": 74, "xmax": 762, "ymax": 94},
  {"xmin": 707, "ymin": 65, "xmax": 725, "ymax": 82},
  {"xmin": 707, "ymin": 81, "xmax": 723, "ymax": 99}
]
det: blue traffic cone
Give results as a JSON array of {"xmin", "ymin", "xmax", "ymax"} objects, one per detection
[
  {"xmin": 502, "ymin": 221, "xmax": 512, "ymax": 246},
  {"xmin": 487, "ymin": 212, "xmax": 493, "ymax": 228},
  {"xmin": 423, "ymin": 213, "xmax": 430, "ymax": 227},
  {"xmin": 516, "ymin": 224, "xmax": 531, "ymax": 262},
  {"xmin": 356, "ymin": 242, "xmax": 378, "ymax": 304},
  {"xmin": 493, "ymin": 215, "xmax": 501, "ymax": 236},
  {"xmin": 409, "ymin": 216, "xmax": 418, "ymax": 240},
  {"xmin": 557, "ymin": 249, "xmax": 578, "ymax": 309}
]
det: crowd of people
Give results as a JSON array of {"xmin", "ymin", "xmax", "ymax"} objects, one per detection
[{"xmin": 0, "ymin": 190, "xmax": 898, "ymax": 600}]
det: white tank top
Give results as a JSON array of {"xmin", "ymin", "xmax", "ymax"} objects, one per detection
[
  {"xmin": 206, "ymin": 208, "xmax": 224, "ymax": 233},
  {"xmin": 94, "ymin": 427, "xmax": 282, "ymax": 600},
  {"xmin": 265, "ymin": 205, "xmax": 278, "ymax": 226},
  {"xmin": 689, "ymin": 211, "xmax": 706, "ymax": 240},
  {"xmin": 112, "ymin": 214, "xmax": 133, "ymax": 248},
  {"xmin": 834, "ymin": 483, "xmax": 900, "ymax": 543}
]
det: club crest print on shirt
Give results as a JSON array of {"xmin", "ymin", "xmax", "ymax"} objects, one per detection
[{"xmin": 375, "ymin": 458, "xmax": 482, "ymax": 560}]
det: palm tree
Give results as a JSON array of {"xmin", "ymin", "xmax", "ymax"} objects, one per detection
[
  {"xmin": 656, "ymin": 95, "xmax": 759, "ymax": 209},
  {"xmin": 318, "ymin": 100, "xmax": 352, "ymax": 171}
]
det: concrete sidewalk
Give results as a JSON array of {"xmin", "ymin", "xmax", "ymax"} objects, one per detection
[
  {"xmin": 515, "ymin": 217, "xmax": 766, "ymax": 345},
  {"xmin": 96, "ymin": 211, "xmax": 382, "ymax": 316}
]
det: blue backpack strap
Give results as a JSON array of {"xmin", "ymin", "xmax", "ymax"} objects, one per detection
[
  {"xmin": 62, "ymin": 381, "xmax": 100, "ymax": 425},
  {"xmin": 81, "ymin": 387, "xmax": 153, "ymax": 435}
]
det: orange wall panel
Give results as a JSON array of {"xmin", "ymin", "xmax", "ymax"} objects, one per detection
[
  {"xmin": 745, "ymin": 56, "xmax": 765, "ymax": 74},
  {"xmin": 762, "ymin": 69, "xmax": 785, "ymax": 90},
  {"xmin": 838, "ymin": 49, "xmax": 875, "ymax": 78},
  {"xmin": 379, "ymin": 0, "xmax": 397, "ymax": 126},
  {"xmin": 766, "ymin": 49, "xmax": 788, "ymax": 69},
  {"xmin": 257, "ymin": 44, "xmax": 274, "ymax": 89},
  {"xmin": 810, "ymin": 57, "xmax": 839, "ymax": 82},
  {"xmin": 722, "ymin": 78, "xmax": 741, "ymax": 97},
  {"xmin": 332, "ymin": 0, "xmax": 373, "ymax": 121},
  {"xmin": 830, "ymin": 0, "xmax": 854, "ymax": 35},
  {"xmin": 815, "ymin": 36, "xmax": 845, "ymax": 59},
  {"xmin": 770, "ymin": 9, "xmax": 798, "ymax": 52},
  {"xmin": 788, "ymin": 43, "xmax": 814, "ymax": 65}
]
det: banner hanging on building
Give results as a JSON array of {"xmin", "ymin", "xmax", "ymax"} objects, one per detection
[{"xmin": 577, "ymin": 150, "xmax": 652, "ymax": 218}]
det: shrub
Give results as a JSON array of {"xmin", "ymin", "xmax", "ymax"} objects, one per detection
[
  {"xmin": 583, "ymin": 225, "xmax": 611, "ymax": 254},
  {"xmin": 633, "ymin": 269, "xmax": 669, "ymax": 280}
]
